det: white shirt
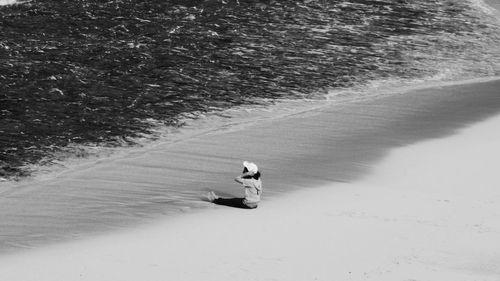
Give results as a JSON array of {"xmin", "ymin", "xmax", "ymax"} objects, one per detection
[{"xmin": 241, "ymin": 177, "xmax": 262, "ymax": 204}]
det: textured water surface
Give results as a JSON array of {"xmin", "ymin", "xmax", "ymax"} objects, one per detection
[{"xmin": 1, "ymin": 0, "xmax": 500, "ymax": 178}]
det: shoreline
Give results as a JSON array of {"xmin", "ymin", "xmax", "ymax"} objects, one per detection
[
  {"xmin": 1, "ymin": 1, "xmax": 499, "ymax": 279},
  {"xmin": 0, "ymin": 0, "xmax": 15, "ymax": 5},
  {"xmin": 1, "ymin": 86, "xmax": 500, "ymax": 280},
  {"xmin": 1, "ymin": 1, "xmax": 500, "ymax": 278},
  {"xmin": 1, "ymin": 78, "xmax": 500, "ymax": 254},
  {"xmin": 1, "ymin": 0, "xmax": 499, "ymax": 182},
  {"xmin": 4, "ymin": 75, "xmax": 499, "ymax": 187}
]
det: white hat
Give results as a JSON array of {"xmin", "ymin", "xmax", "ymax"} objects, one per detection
[{"xmin": 243, "ymin": 161, "xmax": 258, "ymax": 174}]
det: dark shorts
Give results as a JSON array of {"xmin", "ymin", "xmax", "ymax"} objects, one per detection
[{"xmin": 213, "ymin": 197, "xmax": 258, "ymax": 209}]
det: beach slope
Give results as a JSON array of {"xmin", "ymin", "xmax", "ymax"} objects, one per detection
[{"xmin": 1, "ymin": 83, "xmax": 500, "ymax": 280}]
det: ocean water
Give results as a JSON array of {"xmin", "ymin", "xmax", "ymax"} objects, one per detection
[{"xmin": 1, "ymin": 0, "xmax": 500, "ymax": 179}]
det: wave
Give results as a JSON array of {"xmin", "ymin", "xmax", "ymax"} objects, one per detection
[{"xmin": 1, "ymin": 0, "xmax": 500, "ymax": 180}]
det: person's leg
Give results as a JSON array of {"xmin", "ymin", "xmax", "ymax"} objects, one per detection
[{"xmin": 213, "ymin": 197, "xmax": 253, "ymax": 209}]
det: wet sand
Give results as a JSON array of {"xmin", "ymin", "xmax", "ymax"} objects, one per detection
[
  {"xmin": 1, "ymin": 78, "xmax": 500, "ymax": 254},
  {"xmin": 2, "ymin": 1, "xmax": 500, "ymax": 279},
  {"xmin": 1, "ymin": 78, "xmax": 500, "ymax": 280}
]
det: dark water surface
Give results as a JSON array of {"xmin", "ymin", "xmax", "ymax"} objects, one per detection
[{"xmin": 1, "ymin": 0, "xmax": 500, "ymax": 178}]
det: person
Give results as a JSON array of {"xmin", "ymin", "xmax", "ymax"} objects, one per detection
[{"xmin": 208, "ymin": 161, "xmax": 262, "ymax": 209}]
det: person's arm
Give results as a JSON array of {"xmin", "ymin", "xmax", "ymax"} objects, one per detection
[
  {"xmin": 234, "ymin": 175, "xmax": 244, "ymax": 184},
  {"xmin": 234, "ymin": 172, "xmax": 253, "ymax": 184}
]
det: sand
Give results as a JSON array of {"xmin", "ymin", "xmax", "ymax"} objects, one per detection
[
  {"xmin": 2, "ymin": 0, "xmax": 500, "ymax": 278},
  {"xmin": 1, "ymin": 80, "xmax": 500, "ymax": 280},
  {"xmin": 2, "ymin": 78, "xmax": 500, "ymax": 253}
]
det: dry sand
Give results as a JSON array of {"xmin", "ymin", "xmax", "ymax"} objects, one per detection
[
  {"xmin": 2, "ymin": 78, "xmax": 500, "ymax": 253},
  {"xmin": 2, "ymin": 0, "xmax": 500, "ymax": 279},
  {"xmin": 1, "ymin": 81, "xmax": 500, "ymax": 280}
]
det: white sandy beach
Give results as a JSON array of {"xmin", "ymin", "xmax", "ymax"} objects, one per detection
[
  {"xmin": 1, "ymin": 92, "xmax": 500, "ymax": 280},
  {"xmin": 1, "ymin": 0, "xmax": 500, "ymax": 279},
  {"xmin": 2, "ymin": 2, "xmax": 500, "ymax": 278},
  {"xmin": 2, "ymin": 78, "xmax": 500, "ymax": 252}
]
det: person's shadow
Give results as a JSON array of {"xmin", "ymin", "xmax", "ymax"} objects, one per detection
[{"xmin": 201, "ymin": 188, "xmax": 255, "ymax": 209}]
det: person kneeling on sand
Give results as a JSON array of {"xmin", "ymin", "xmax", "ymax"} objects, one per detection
[{"xmin": 208, "ymin": 161, "xmax": 262, "ymax": 209}]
